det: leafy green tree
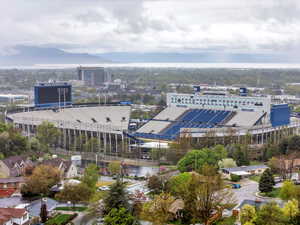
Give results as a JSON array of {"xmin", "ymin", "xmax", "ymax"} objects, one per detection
[
  {"xmin": 81, "ymin": 164, "xmax": 99, "ymax": 192},
  {"xmin": 36, "ymin": 121, "xmax": 60, "ymax": 152},
  {"xmin": 240, "ymin": 204, "xmax": 256, "ymax": 225},
  {"xmin": 279, "ymin": 180, "xmax": 297, "ymax": 200},
  {"xmin": 104, "ymin": 208, "xmax": 135, "ymax": 225},
  {"xmin": 255, "ymin": 202, "xmax": 287, "ymax": 225},
  {"xmin": 288, "ymin": 135, "xmax": 300, "ymax": 152},
  {"xmin": 108, "ymin": 161, "xmax": 121, "ymax": 175},
  {"xmin": 166, "ymin": 172, "xmax": 192, "ymax": 196},
  {"xmin": 104, "ymin": 179, "xmax": 129, "ymax": 215},
  {"xmin": 233, "ymin": 145, "xmax": 250, "ymax": 166},
  {"xmin": 56, "ymin": 183, "xmax": 93, "ymax": 206},
  {"xmin": 141, "ymin": 193, "xmax": 175, "ymax": 225},
  {"xmin": 218, "ymin": 158, "xmax": 237, "ymax": 168},
  {"xmin": 177, "ymin": 148, "xmax": 220, "ymax": 172},
  {"xmin": 259, "ymin": 169, "xmax": 274, "ymax": 193},
  {"xmin": 282, "ymin": 199, "xmax": 299, "ymax": 222}
]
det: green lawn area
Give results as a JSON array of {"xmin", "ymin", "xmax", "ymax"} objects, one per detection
[
  {"xmin": 46, "ymin": 214, "xmax": 75, "ymax": 225},
  {"xmin": 260, "ymin": 188, "xmax": 281, "ymax": 198},
  {"xmin": 55, "ymin": 206, "xmax": 87, "ymax": 212},
  {"xmin": 249, "ymin": 175, "xmax": 261, "ymax": 182}
]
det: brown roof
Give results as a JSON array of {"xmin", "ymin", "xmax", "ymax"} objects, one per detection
[
  {"xmin": 0, "ymin": 208, "xmax": 26, "ymax": 224},
  {"xmin": 2, "ymin": 156, "xmax": 27, "ymax": 169},
  {"xmin": 42, "ymin": 158, "xmax": 72, "ymax": 173}
]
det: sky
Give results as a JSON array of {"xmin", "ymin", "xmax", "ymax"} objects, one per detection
[{"xmin": 2, "ymin": 0, "xmax": 300, "ymax": 55}]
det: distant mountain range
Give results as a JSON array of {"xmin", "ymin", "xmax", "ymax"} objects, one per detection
[
  {"xmin": 0, "ymin": 46, "xmax": 298, "ymax": 66},
  {"xmin": 97, "ymin": 52, "xmax": 297, "ymax": 63},
  {"xmin": 0, "ymin": 46, "xmax": 110, "ymax": 66}
]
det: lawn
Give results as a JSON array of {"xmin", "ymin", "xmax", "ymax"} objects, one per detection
[
  {"xmin": 249, "ymin": 175, "xmax": 261, "ymax": 182},
  {"xmin": 46, "ymin": 214, "xmax": 75, "ymax": 225},
  {"xmin": 260, "ymin": 188, "xmax": 281, "ymax": 198},
  {"xmin": 96, "ymin": 181, "xmax": 114, "ymax": 187},
  {"xmin": 54, "ymin": 206, "xmax": 87, "ymax": 212}
]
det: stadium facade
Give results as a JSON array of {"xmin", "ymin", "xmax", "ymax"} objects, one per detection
[
  {"xmin": 134, "ymin": 90, "xmax": 299, "ymax": 145},
  {"xmin": 6, "ymin": 105, "xmax": 131, "ymax": 156}
]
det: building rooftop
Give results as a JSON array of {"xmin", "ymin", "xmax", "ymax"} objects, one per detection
[{"xmin": 223, "ymin": 165, "xmax": 268, "ymax": 173}]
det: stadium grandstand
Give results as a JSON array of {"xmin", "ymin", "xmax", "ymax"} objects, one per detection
[
  {"xmin": 133, "ymin": 88, "xmax": 299, "ymax": 145},
  {"xmin": 6, "ymin": 105, "xmax": 131, "ymax": 154}
]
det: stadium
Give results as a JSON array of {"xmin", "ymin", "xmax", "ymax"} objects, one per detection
[
  {"xmin": 5, "ymin": 83, "xmax": 300, "ymax": 159},
  {"xmin": 133, "ymin": 87, "xmax": 300, "ymax": 146},
  {"xmin": 6, "ymin": 82, "xmax": 132, "ymax": 157}
]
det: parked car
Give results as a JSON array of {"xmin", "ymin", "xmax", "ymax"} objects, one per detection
[
  {"xmin": 98, "ymin": 186, "xmax": 110, "ymax": 191},
  {"xmin": 232, "ymin": 183, "xmax": 241, "ymax": 189}
]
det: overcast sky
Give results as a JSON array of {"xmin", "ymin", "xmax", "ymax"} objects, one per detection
[{"xmin": 2, "ymin": 0, "xmax": 300, "ymax": 55}]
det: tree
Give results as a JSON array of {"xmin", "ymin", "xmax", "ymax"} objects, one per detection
[
  {"xmin": 288, "ymin": 135, "xmax": 300, "ymax": 152},
  {"xmin": 104, "ymin": 179, "xmax": 129, "ymax": 215},
  {"xmin": 166, "ymin": 133, "xmax": 192, "ymax": 164},
  {"xmin": 279, "ymin": 180, "xmax": 297, "ymax": 200},
  {"xmin": 108, "ymin": 161, "xmax": 121, "ymax": 175},
  {"xmin": 141, "ymin": 192, "xmax": 175, "ymax": 225},
  {"xmin": 40, "ymin": 202, "xmax": 48, "ymax": 223},
  {"xmin": 166, "ymin": 172, "xmax": 192, "ymax": 196},
  {"xmin": 56, "ymin": 183, "xmax": 93, "ymax": 206},
  {"xmin": 104, "ymin": 208, "xmax": 135, "ymax": 225},
  {"xmin": 282, "ymin": 199, "xmax": 299, "ymax": 222},
  {"xmin": 81, "ymin": 164, "xmax": 99, "ymax": 191},
  {"xmin": 218, "ymin": 158, "xmax": 237, "ymax": 169},
  {"xmin": 240, "ymin": 204, "xmax": 256, "ymax": 225},
  {"xmin": 233, "ymin": 145, "xmax": 250, "ymax": 166},
  {"xmin": 177, "ymin": 148, "xmax": 221, "ymax": 173},
  {"xmin": 176, "ymin": 165, "xmax": 235, "ymax": 225},
  {"xmin": 259, "ymin": 169, "xmax": 274, "ymax": 193},
  {"xmin": 255, "ymin": 202, "xmax": 286, "ymax": 225},
  {"xmin": 147, "ymin": 175, "xmax": 163, "ymax": 194},
  {"xmin": 36, "ymin": 121, "xmax": 60, "ymax": 152},
  {"xmin": 21, "ymin": 165, "xmax": 61, "ymax": 196}
]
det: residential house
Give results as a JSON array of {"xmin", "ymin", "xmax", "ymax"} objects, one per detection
[
  {"xmin": 0, "ymin": 178, "xmax": 25, "ymax": 191},
  {"xmin": 0, "ymin": 156, "xmax": 33, "ymax": 178},
  {"xmin": 222, "ymin": 165, "xmax": 268, "ymax": 178},
  {"xmin": 0, "ymin": 208, "xmax": 29, "ymax": 225},
  {"xmin": 42, "ymin": 158, "xmax": 78, "ymax": 179}
]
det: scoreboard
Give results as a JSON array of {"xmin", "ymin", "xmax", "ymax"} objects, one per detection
[{"xmin": 34, "ymin": 83, "xmax": 72, "ymax": 108}]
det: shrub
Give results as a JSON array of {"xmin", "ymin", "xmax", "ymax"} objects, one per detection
[{"xmin": 230, "ymin": 174, "xmax": 241, "ymax": 182}]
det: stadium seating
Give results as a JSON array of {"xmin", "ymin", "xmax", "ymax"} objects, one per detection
[{"xmin": 134, "ymin": 109, "xmax": 234, "ymax": 140}]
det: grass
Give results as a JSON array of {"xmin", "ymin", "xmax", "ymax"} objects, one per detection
[
  {"xmin": 249, "ymin": 175, "xmax": 261, "ymax": 182},
  {"xmin": 96, "ymin": 181, "xmax": 114, "ymax": 187},
  {"xmin": 46, "ymin": 214, "xmax": 74, "ymax": 225},
  {"xmin": 260, "ymin": 188, "xmax": 281, "ymax": 198},
  {"xmin": 55, "ymin": 206, "xmax": 87, "ymax": 212}
]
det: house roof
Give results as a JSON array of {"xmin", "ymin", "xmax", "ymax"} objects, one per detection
[
  {"xmin": 0, "ymin": 177, "xmax": 25, "ymax": 184},
  {"xmin": 223, "ymin": 165, "xmax": 268, "ymax": 173},
  {"xmin": 42, "ymin": 158, "xmax": 72, "ymax": 173},
  {"xmin": 2, "ymin": 156, "xmax": 27, "ymax": 169},
  {"xmin": 0, "ymin": 208, "xmax": 26, "ymax": 220}
]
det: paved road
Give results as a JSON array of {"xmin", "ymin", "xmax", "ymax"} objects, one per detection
[{"xmin": 231, "ymin": 179, "xmax": 259, "ymax": 206}]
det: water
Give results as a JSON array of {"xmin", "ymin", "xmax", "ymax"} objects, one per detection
[{"xmin": 2, "ymin": 63, "xmax": 300, "ymax": 69}]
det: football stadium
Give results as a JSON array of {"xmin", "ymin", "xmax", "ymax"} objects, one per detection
[{"xmin": 133, "ymin": 88, "xmax": 299, "ymax": 145}]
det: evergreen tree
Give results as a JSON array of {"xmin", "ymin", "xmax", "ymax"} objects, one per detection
[
  {"xmin": 104, "ymin": 208, "xmax": 136, "ymax": 225},
  {"xmin": 40, "ymin": 202, "xmax": 48, "ymax": 223},
  {"xmin": 259, "ymin": 169, "xmax": 274, "ymax": 193},
  {"xmin": 104, "ymin": 179, "xmax": 129, "ymax": 215}
]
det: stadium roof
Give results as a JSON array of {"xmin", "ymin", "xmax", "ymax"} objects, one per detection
[{"xmin": 7, "ymin": 106, "xmax": 131, "ymax": 134}]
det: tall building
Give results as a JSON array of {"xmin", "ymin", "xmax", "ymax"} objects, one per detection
[{"xmin": 77, "ymin": 66, "xmax": 111, "ymax": 86}]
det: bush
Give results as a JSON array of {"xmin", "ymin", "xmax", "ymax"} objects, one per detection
[
  {"xmin": 45, "ymin": 213, "xmax": 77, "ymax": 225},
  {"xmin": 230, "ymin": 174, "xmax": 241, "ymax": 182}
]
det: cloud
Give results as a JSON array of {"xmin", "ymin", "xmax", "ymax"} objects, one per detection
[{"xmin": 1, "ymin": 0, "xmax": 300, "ymax": 55}]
